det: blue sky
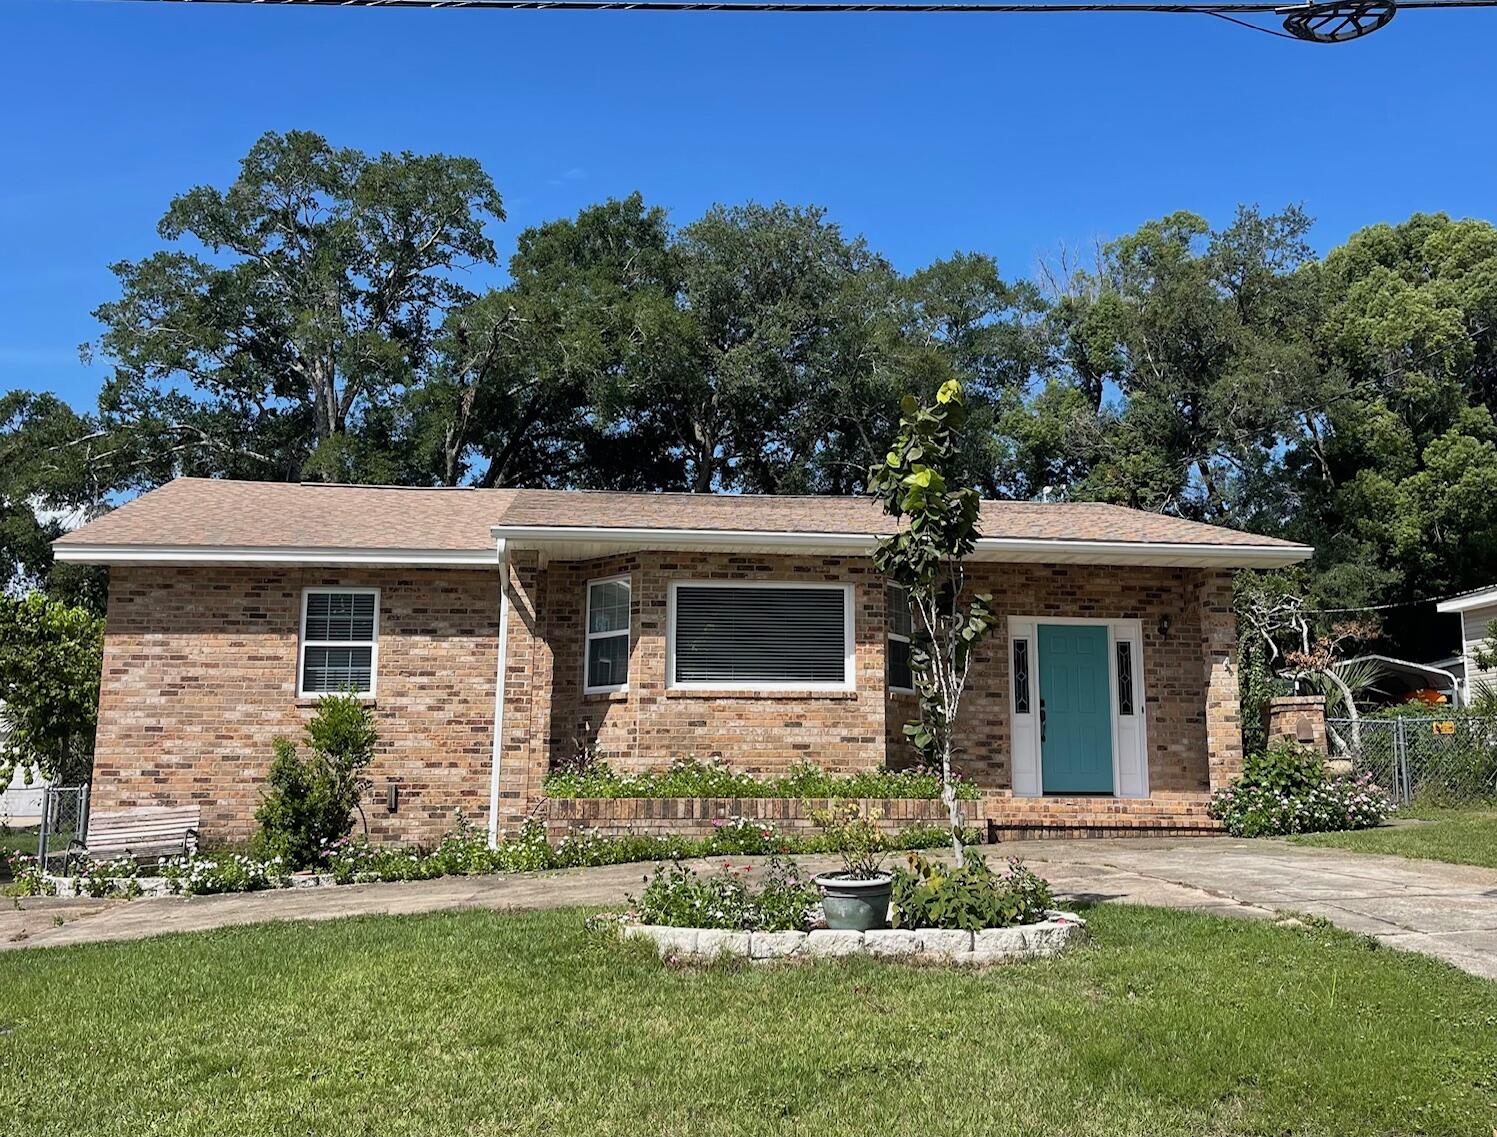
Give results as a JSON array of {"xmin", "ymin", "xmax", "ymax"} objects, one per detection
[{"xmin": 3, "ymin": 0, "xmax": 1495, "ymax": 410}]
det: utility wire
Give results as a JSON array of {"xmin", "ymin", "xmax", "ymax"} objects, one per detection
[
  {"xmin": 87, "ymin": 0, "xmax": 1497, "ymax": 14},
  {"xmin": 1300, "ymin": 593, "xmax": 1479, "ymax": 614}
]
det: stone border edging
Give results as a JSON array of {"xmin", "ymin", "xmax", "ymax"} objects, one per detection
[
  {"xmin": 43, "ymin": 872, "xmax": 337, "ymax": 898},
  {"xmin": 622, "ymin": 910, "xmax": 1086, "ymax": 963}
]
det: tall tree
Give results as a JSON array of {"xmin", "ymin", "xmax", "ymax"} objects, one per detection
[
  {"xmin": 1045, "ymin": 205, "xmax": 1320, "ymax": 521},
  {"xmin": 86, "ymin": 130, "xmax": 505, "ymax": 486}
]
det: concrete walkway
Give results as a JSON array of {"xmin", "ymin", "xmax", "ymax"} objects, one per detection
[{"xmin": 5, "ymin": 837, "xmax": 1496, "ymax": 979}]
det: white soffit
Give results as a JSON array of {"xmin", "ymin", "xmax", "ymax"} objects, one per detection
[{"xmin": 491, "ymin": 525, "xmax": 1313, "ymax": 569}]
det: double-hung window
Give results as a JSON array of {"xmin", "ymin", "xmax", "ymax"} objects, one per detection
[
  {"xmin": 668, "ymin": 582, "xmax": 854, "ymax": 690},
  {"xmin": 299, "ymin": 588, "xmax": 379, "ymax": 696},
  {"xmin": 585, "ymin": 576, "xmax": 631, "ymax": 693},
  {"xmin": 887, "ymin": 585, "xmax": 914, "ymax": 693}
]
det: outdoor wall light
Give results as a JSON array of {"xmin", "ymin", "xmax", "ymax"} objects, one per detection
[
  {"xmin": 1157, "ymin": 615, "xmax": 1172, "ymax": 638},
  {"xmin": 386, "ymin": 783, "xmax": 400, "ymax": 813}
]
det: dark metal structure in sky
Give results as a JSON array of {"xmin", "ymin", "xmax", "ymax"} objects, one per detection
[{"xmin": 98, "ymin": 0, "xmax": 1497, "ymax": 43}]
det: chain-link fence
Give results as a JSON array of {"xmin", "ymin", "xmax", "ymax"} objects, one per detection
[
  {"xmin": 0, "ymin": 785, "xmax": 89, "ymax": 872},
  {"xmin": 1329, "ymin": 716, "xmax": 1497, "ymax": 807}
]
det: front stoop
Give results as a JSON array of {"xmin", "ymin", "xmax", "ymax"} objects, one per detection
[{"xmin": 985, "ymin": 792, "xmax": 1224, "ymax": 840}]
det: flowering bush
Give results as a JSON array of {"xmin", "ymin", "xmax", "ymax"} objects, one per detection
[
  {"xmin": 699, "ymin": 816, "xmax": 791, "ymax": 856},
  {"xmin": 891, "ymin": 852, "xmax": 1054, "ymax": 930},
  {"xmin": 543, "ymin": 757, "xmax": 979, "ymax": 801},
  {"xmin": 810, "ymin": 801, "xmax": 889, "ymax": 879},
  {"xmin": 2, "ymin": 851, "xmax": 56, "ymax": 897},
  {"xmin": 161, "ymin": 852, "xmax": 290, "ymax": 895},
  {"xmin": 71, "ymin": 856, "xmax": 143, "ymax": 899},
  {"xmin": 1209, "ymin": 742, "xmax": 1395, "ymax": 837},
  {"xmin": 629, "ymin": 857, "xmax": 820, "ymax": 931}
]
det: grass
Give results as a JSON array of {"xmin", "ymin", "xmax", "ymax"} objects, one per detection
[
  {"xmin": 0, "ymin": 825, "xmax": 39, "ymax": 856},
  {"xmin": 2, "ymin": 905, "xmax": 1495, "ymax": 1135},
  {"xmin": 1291, "ymin": 806, "xmax": 1497, "ymax": 868}
]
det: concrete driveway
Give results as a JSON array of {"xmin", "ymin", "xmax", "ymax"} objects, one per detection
[{"xmin": 5, "ymin": 837, "xmax": 1496, "ymax": 979}]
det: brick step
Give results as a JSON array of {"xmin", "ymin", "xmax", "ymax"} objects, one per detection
[{"xmin": 988, "ymin": 820, "xmax": 1225, "ymax": 841}]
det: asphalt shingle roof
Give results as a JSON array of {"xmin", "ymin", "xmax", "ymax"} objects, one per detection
[{"xmin": 55, "ymin": 477, "xmax": 1305, "ymax": 553}]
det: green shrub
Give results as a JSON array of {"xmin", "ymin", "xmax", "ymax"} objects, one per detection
[
  {"xmin": 1238, "ymin": 741, "xmax": 1327, "ymax": 797},
  {"xmin": 1364, "ymin": 702, "xmax": 1471, "ymax": 721},
  {"xmin": 629, "ymin": 857, "xmax": 820, "ymax": 931},
  {"xmin": 323, "ymin": 814, "xmax": 984, "ymax": 887},
  {"xmin": 161, "ymin": 852, "xmax": 290, "ymax": 895},
  {"xmin": 891, "ymin": 852, "xmax": 1054, "ymax": 930},
  {"xmin": 1, "ymin": 851, "xmax": 55, "ymax": 897},
  {"xmin": 253, "ymin": 693, "xmax": 376, "ymax": 868},
  {"xmin": 1209, "ymin": 741, "xmax": 1395, "ymax": 836},
  {"xmin": 542, "ymin": 757, "xmax": 979, "ymax": 801},
  {"xmin": 810, "ymin": 801, "xmax": 889, "ymax": 879},
  {"xmin": 70, "ymin": 856, "xmax": 143, "ymax": 899}
]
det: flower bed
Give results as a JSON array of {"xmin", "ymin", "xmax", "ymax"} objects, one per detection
[
  {"xmin": 606, "ymin": 848, "xmax": 1074, "ymax": 964},
  {"xmin": 620, "ymin": 912, "xmax": 1086, "ymax": 963},
  {"xmin": 15, "ymin": 816, "xmax": 981, "ymax": 898},
  {"xmin": 1209, "ymin": 742, "xmax": 1396, "ymax": 837},
  {"xmin": 543, "ymin": 758, "xmax": 980, "ymax": 801}
]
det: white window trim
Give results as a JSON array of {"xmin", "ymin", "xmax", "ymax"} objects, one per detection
[
  {"xmin": 298, "ymin": 586, "xmax": 380, "ymax": 698},
  {"xmin": 666, "ymin": 580, "xmax": 856, "ymax": 692},
  {"xmin": 886, "ymin": 583, "xmax": 915, "ymax": 694},
  {"xmin": 583, "ymin": 573, "xmax": 631, "ymax": 695}
]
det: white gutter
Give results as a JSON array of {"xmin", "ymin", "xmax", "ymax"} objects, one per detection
[
  {"xmin": 52, "ymin": 543, "xmax": 498, "ymax": 567},
  {"xmin": 489, "ymin": 524, "xmax": 1313, "ymax": 568},
  {"xmin": 1436, "ymin": 587, "xmax": 1497, "ymax": 614},
  {"xmin": 487, "ymin": 538, "xmax": 511, "ymax": 847}
]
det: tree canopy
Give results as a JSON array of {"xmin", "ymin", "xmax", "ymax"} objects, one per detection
[{"xmin": 5, "ymin": 130, "xmax": 1497, "ymax": 664}]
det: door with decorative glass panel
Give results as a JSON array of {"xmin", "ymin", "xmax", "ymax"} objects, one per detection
[{"xmin": 1007, "ymin": 617, "xmax": 1149, "ymax": 799}]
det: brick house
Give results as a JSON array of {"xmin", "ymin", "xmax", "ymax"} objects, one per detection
[{"xmin": 55, "ymin": 478, "xmax": 1311, "ymax": 845}]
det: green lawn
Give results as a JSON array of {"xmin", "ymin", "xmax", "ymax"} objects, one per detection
[
  {"xmin": 0, "ymin": 825, "xmax": 39, "ymax": 849},
  {"xmin": 1291, "ymin": 808, "xmax": 1497, "ymax": 868},
  {"xmin": 2, "ymin": 906, "xmax": 1495, "ymax": 1135}
]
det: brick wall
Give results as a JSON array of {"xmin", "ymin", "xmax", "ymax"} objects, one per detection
[
  {"xmin": 92, "ymin": 565, "xmax": 501, "ymax": 845},
  {"xmin": 541, "ymin": 796, "xmax": 984, "ymax": 841},
  {"xmin": 1263, "ymin": 695, "xmax": 1328, "ymax": 753},
  {"xmin": 91, "ymin": 556, "xmax": 1239, "ymax": 845},
  {"xmin": 493, "ymin": 551, "xmax": 889, "ymax": 831},
  {"xmin": 953, "ymin": 564, "xmax": 1228, "ymax": 795},
  {"xmin": 504, "ymin": 557, "xmax": 1233, "ymax": 829}
]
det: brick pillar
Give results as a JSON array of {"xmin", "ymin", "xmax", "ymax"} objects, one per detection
[
  {"xmin": 1262, "ymin": 695, "xmax": 1328, "ymax": 754},
  {"xmin": 1195, "ymin": 569, "xmax": 1242, "ymax": 791},
  {"xmin": 495, "ymin": 551, "xmax": 552, "ymax": 834}
]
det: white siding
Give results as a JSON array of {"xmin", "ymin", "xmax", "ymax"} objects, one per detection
[{"xmin": 1461, "ymin": 601, "xmax": 1497, "ymax": 693}]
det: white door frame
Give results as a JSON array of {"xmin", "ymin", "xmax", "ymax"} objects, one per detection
[{"xmin": 1008, "ymin": 615, "xmax": 1149, "ymax": 798}]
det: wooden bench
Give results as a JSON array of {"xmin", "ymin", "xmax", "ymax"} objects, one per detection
[{"xmin": 75, "ymin": 805, "xmax": 201, "ymax": 863}]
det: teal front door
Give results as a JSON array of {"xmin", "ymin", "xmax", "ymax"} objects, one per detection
[{"xmin": 1038, "ymin": 623, "xmax": 1114, "ymax": 794}]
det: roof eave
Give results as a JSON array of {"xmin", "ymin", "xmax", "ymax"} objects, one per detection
[
  {"xmin": 490, "ymin": 524, "xmax": 1313, "ymax": 569},
  {"xmin": 1436, "ymin": 587, "xmax": 1497, "ymax": 614},
  {"xmin": 51, "ymin": 543, "xmax": 499, "ymax": 568}
]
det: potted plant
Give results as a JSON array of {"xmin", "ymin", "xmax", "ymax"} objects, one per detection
[{"xmin": 810, "ymin": 803, "xmax": 892, "ymax": 930}]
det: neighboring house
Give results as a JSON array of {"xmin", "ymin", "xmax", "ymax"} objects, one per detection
[
  {"xmin": 53, "ymin": 478, "xmax": 1312, "ymax": 845},
  {"xmin": 0, "ymin": 704, "xmax": 49, "ymax": 826},
  {"xmin": 1436, "ymin": 586, "xmax": 1497, "ymax": 701}
]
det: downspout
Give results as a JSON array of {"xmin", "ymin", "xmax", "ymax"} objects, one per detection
[{"xmin": 487, "ymin": 537, "xmax": 510, "ymax": 847}]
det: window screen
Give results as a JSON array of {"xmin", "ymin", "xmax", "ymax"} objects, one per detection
[
  {"xmin": 672, "ymin": 585, "xmax": 849, "ymax": 686},
  {"xmin": 301, "ymin": 590, "xmax": 377, "ymax": 694}
]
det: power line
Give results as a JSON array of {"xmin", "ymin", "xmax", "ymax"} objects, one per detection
[
  {"xmin": 91, "ymin": 0, "xmax": 1497, "ymax": 45},
  {"xmin": 93, "ymin": 0, "xmax": 1497, "ymax": 11}
]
